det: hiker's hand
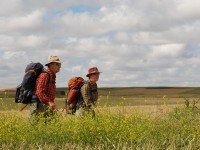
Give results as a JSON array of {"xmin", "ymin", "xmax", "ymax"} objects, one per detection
[
  {"xmin": 87, "ymin": 104, "xmax": 94, "ymax": 110},
  {"xmin": 70, "ymin": 104, "xmax": 74, "ymax": 108},
  {"xmin": 48, "ymin": 101, "xmax": 57, "ymax": 110}
]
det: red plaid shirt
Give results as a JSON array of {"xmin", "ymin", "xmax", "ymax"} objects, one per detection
[{"xmin": 35, "ymin": 68, "xmax": 56, "ymax": 104}]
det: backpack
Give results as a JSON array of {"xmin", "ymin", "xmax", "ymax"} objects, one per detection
[
  {"xmin": 15, "ymin": 62, "xmax": 44, "ymax": 104},
  {"xmin": 66, "ymin": 77, "xmax": 85, "ymax": 114}
]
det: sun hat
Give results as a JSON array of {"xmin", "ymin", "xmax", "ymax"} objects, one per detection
[
  {"xmin": 86, "ymin": 67, "xmax": 101, "ymax": 77},
  {"xmin": 45, "ymin": 55, "xmax": 62, "ymax": 66}
]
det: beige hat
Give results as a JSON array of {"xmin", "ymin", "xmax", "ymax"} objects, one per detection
[{"xmin": 45, "ymin": 55, "xmax": 62, "ymax": 66}]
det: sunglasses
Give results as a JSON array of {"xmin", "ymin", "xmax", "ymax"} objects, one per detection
[
  {"xmin": 54, "ymin": 63, "xmax": 61, "ymax": 67},
  {"xmin": 91, "ymin": 72, "xmax": 100, "ymax": 76}
]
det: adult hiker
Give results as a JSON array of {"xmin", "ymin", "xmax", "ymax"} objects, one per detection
[
  {"xmin": 76, "ymin": 67, "xmax": 101, "ymax": 118},
  {"xmin": 30, "ymin": 55, "xmax": 62, "ymax": 119}
]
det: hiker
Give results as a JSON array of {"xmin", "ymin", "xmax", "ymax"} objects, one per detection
[
  {"xmin": 76, "ymin": 67, "xmax": 101, "ymax": 118},
  {"xmin": 30, "ymin": 55, "xmax": 62, "ymax": 119}
]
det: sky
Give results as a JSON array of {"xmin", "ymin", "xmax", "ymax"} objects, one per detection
[{"xmin": 1, "ymin": 0, "xmax": 200, "ymax": 88}]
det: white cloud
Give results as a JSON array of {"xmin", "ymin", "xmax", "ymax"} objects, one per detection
[
  {"xmin": 175, "ymin": 0, "xmax": 200, "ymax": 19},
  {"xmin": 0, "ymin": 10, "xmax": 45, "ymax": 33},
  {"xmin": 0, "ymin": 0, "xmax": 200, "ymax": 87},
  {"xmin": 151, "ymin": 44, "xmax": 184, "ymax": 58},
  {"xmin": 17, "ymin": 35, "xmax": 47, "ymax": 47},
  {"xmin": 0, "ymin": 0, "xmax": 23, "ymax": 16}
]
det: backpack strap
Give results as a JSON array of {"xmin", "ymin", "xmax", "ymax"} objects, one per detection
[
  {"xmin": 41, "ymin": 70, "xmax": 51, "ymax": 83},
  {"xmin": 86, "ymin": 80, "xmax": 97, "ymax": 92},
  {"xmin": 34, "ymin": 71, "xmax": 51, "ymax": 94}
]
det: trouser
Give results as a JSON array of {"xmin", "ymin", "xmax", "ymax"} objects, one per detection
[
  {"xmin": 29, "ymin": 96, "xmax": 56, "ymax": 121},
  {"xmin": 30, "ymin": 102, "xmax": 55, "ymax": 117},
  {"xmin": 75, "ymin": 106, "xmax": 95, "ymax": 118}
]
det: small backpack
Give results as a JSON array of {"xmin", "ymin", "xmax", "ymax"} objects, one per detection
[
  {"xmin": 15, "ymin": 62, "xmax": 45, "ymax": 104},
  {"xmin": 66, "ymin": 77, "xmax": 85, "ymax": 114}
]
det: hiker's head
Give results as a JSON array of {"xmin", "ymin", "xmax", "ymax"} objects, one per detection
[
  {"xmin": 45, "ymin": 55, "xmax": 62, "ymax": 73},
  {"xmin": 86, "ymin": 67, "xmax": 101, "ymax": 82}
]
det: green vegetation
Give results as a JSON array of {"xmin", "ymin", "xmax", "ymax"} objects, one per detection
[
  {"xmin": 0, "ymin": 102, "xmax": 199, "ymax": 149},
  {"xmin": 0, "ymin": 87, "xmax": 200, "ymax": 149}
]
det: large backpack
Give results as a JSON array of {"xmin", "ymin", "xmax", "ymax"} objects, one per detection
[
  {"xmin": 66, "ymin": 77, "xmax": 85, "ymax": 114},
  {"xmin": 15, "ymin": 62, "xmax": 44, "ymax": 104}
]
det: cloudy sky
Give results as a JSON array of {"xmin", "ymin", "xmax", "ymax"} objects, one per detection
[{"xmin": 1, "ymin": 0, "xmax": 200, "ymax": 88}]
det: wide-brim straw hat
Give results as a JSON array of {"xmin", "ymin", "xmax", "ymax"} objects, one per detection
[
  {"xmin": 45, "ymin": 55, "xmax": 62, "ymax": 66},
  {"xmin": 86, "ymin": 67, "xmax": 101, "ymax": 77}
]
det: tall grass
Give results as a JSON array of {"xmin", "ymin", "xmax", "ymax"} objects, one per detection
[{"xmin": 0, "ymin": 102, "xmax": 199, "ymax": 150}]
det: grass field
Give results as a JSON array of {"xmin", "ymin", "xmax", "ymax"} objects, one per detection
[
  {"xmin": 1, "ymin": 87, "xmax": 200, "ymax": 110},
  {"xmin": 0, "ymin": 87, "xmax": 200, "ymax": 149}
]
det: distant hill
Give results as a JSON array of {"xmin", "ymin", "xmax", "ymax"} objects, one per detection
[
  {"xmin": 57, "ymin": 87, "xmax": 200, "ymax": 97},
  {"xmin": 1, "ymin": 87, "xmax": 200, "ymax": 98},
  {"xmin": 0, "ymin": 87, "xmax": 16, "ymax": 92}
]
